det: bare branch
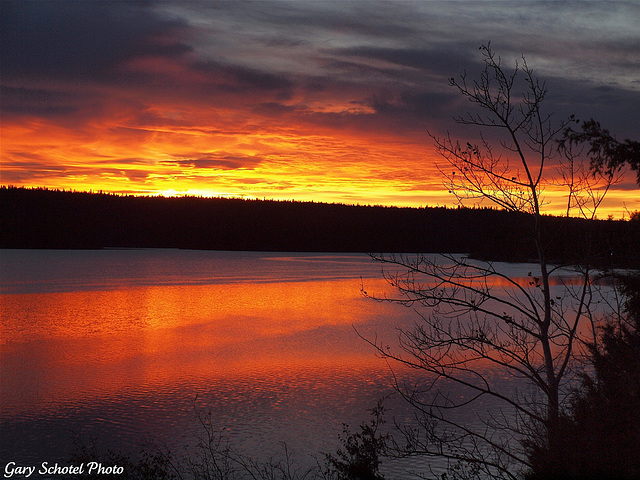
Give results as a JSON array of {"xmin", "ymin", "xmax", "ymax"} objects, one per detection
[{"xmin": 365, "ymin": 43, "xmax": 620, "ymax": 479}]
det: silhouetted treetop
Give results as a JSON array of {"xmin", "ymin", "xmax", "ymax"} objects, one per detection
[
  {"xmin": 560, "ymin": 118, "xmax": 640, "ymax": 185},
  {"xmin": 1, "ymin": 186, "xmax": 638, "ymax": 268}
]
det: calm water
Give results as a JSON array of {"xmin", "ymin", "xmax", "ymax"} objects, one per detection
[
  {"xmin": 0, "ymin": 249, "xmax": 596, "ymax": 478},
  {"xmin": 2, "ymin": 249, "xmax": 427, "ymax": 476}
]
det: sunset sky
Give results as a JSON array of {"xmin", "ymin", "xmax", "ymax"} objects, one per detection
[{"xmin": 2, "ymin": 1, "xmax": 639, "ymax": 216}]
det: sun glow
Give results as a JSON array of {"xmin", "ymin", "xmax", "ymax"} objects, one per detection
[{"xmin": 1, "ymin": 93, "xmax": 637, "ymax": 217}]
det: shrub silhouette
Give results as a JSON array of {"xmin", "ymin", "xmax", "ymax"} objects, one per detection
[
  {"xmin": 525, "ymin": 274, "xmax": 640, "ymax": 480},
  {"xmin": 324, "ymin": 403, "xmax": 389, "ymax": 480}
]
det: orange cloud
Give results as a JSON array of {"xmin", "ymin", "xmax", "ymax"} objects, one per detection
[{"xmin": 2, "ymin": 104, "xmax": 638, "ymax": 218}]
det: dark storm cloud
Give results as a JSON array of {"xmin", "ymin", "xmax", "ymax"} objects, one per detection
[
  {"xmin": 331, "ymin": 45, "xmax": 482, "ymax": 77},
  {"xmin": 193, "ymin": 61, "xmax": 294, "ymax": 99},
  {"xmin": 0, "ymin": 0, "xmax": 191, "ymax": 79},
  {"xmin": 543, "ymin": 76, "xmax": 640, "ymax": 140},
  {"xmin": 251, "ymin": 102, "xmax": 299, "ymax": 116},
  {"xmin": 211, "ymin": 0, "xmax": 418, "ymax": 41},
  {"xmin": 334, "ymin": 40, "xmax": 639, "ymax": 140},
  {"xmin": 368, "ymin": 88, "xmax": 461, "ymax": 119},
  {"xmin": 2, "ymin": 0, "xmax": 638, "ymax": 156},
  {"xmin": 0, "ymin": 86, "xmax": 82, "ymax": 117}
]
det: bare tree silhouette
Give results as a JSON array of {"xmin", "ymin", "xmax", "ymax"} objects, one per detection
[{"xmin": 365, "ymin": 44, "xmax": 624, "ymax": 479}]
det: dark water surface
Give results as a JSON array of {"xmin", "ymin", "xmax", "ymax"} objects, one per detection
[
  {"xmin": 1, "ymin": 249, "xmax": 591, "ymax": 478},
  {"xmin": 1, "ymin": 250, "xmax": 425, "ymax": 475}
]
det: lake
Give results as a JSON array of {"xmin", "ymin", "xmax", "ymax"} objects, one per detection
[
  {"xmin": 0, "ymin": 249, "xmax": 597, "ymax": 478},
  {"xmin": 1, "ymin": 249, "xmax": 432, "ymax": 476}
]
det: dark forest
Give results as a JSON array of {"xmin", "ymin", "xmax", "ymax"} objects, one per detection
[{"xmin": 1, "ymin": 186, "xmax": 638, "ymax": 268}]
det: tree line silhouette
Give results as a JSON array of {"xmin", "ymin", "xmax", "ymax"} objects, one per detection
[{"xmin": 1, "ymin": 186, "xmax": 638, "ymax": 268}]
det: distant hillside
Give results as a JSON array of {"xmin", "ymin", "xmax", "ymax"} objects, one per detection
[{"xmin": 1, "ymin": 186, "xmax": 638, "ymax": 267}]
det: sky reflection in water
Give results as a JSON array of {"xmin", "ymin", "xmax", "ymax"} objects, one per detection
[
  {"xmin": 1, "ymin": 250, "xmax": 411, "ymax": 468},
  {"xmin": 1, "ymin": 249, "xmax": 586, "ymax": 475}
]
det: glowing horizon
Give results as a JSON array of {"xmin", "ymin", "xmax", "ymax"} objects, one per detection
[{"xmin": 2, "ymin": 115, "xmax": 637, "ymax": 217}]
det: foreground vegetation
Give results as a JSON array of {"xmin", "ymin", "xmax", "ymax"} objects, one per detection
[
  {"xmin": 70, "ymin": 401, "xmax": 390, "ymax": 480},
  {"xmin": 525, "ymin": 273, "xmax": 640, "ymax": 480}
]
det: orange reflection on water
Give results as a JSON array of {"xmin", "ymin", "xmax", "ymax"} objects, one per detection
[
  {"xmin": 1, "ymin": 279, "xmax": 386, "ymax": 340},
  {"xmin": 0, "ymin": 277, "xmax": 399, "ymax": 415}
]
